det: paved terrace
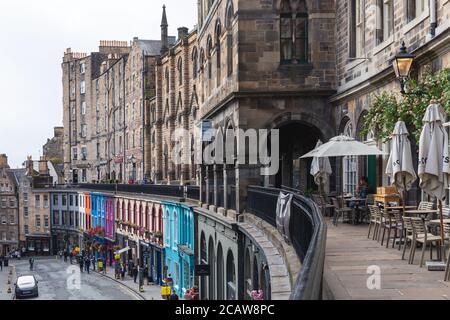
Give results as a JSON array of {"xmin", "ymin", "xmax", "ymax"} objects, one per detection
[{"xmin": 323, "ymin": 218, "xmax": 450, "ymax": 300}]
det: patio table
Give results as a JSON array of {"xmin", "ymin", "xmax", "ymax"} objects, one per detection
[
  {"xmin": 385, "ymin": 206, "xmax": 416, "ymax": 211},
  {"xmin": 404, "ymin": 209, "xmax": 438, "ymax": 219},
  {"xmin": 345, "ymin": 198, "xmax": 367, "ymax": 225}
]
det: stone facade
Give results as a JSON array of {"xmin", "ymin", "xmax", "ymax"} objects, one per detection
[
  {"xmin": 0, "ymin": 154, "xmax": 19, "ymax": 255},
  {"xmin": 332, "ymin": 0, "xmax": 450, "ymax": 202},
  {"xmin": 43, "ymin": 127, "xmax": 64, "ymax": 163},
  {"xmin": 62, "ymin": 38, "xmax": 165, "ymax": 184},
  {"xmin": 16, "ymin": 158, "xmax": 52, "ymax": 256}
]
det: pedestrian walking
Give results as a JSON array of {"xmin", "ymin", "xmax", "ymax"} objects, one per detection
[
  {"xmin": 92, "ymin": 256, "xmax": 96, "ymax": 272},
  {"xmin": 59, "ymin": 250, "xmax": 63, "ymax": 260},
  {"xmin": 143, "ymin": 264, "xmax": 149, "ymax": 285},
  {"xmin": 138, "ymin": 265, "xmax": 144, "ymax": 289},
  {"xmin": 169, "ymin": 292, "xmax": 179, "ymax": 300},
  {"xmin": 63, "ymin": 250, "xmax": 68, "ymax": 262},
  {"xmin": 69, "ymin": 252, "xmax": 73, "ymax": 264},
  {"xmin": 85, "ymin": 256, "xmax": 91, "ymax": 274},
  {"xmin": 132, "ymin": 264, "xmax": 138, "ymax": 283},
  {"xmin": 29, "ymin": 257, "xmax": 34, "ymax": 271},
  {"xmin": 0, "ymin": 256, "xmax": 3, "ymax": 271},
  {"xmin": 120, "ymin": 262, "xmax": 126, "ymax": 280},
  {"xmin": 79, "ymin": 257, "xmax": 84, "ymax": 273}
]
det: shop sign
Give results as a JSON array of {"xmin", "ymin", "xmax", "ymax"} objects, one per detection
[{"xmin": 195, "ymin": 264, "xmax": 211, "ymax": 277}]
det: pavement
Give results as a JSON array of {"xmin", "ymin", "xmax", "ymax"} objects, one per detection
[
  {"xmin": 0, "ymin": 263, "xmax": 16, "ymax": 300},
  {"xmin": 8, "ymin": 258, "xmax": 145, "ymax": 300},
  {"xmin": 91, "ymin": 267, "xmax": 163, "ymax": 300},
  {"xmin": 323, "ymin": 218, "xmax": 450, "ymax": 300}
]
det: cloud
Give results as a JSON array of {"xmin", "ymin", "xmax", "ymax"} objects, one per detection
[{"xmin": 0, "ymin": 0, "xmax": 197, "ymax": 168}]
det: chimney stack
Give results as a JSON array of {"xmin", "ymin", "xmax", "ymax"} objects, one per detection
[
  {"xmin": 178, "ymin": 27, "xmax": 189, "ymax": 42},
  {"xmin": 38, "ymin": 156, "xmax": 49, "ymax": 176},
  {"xmin": 25, "ymin": 156, "xmax": 34, "ymax": 176},
  {"xmin": 0, "ymin": 154, "xmax": 9, "ymax": 169}
]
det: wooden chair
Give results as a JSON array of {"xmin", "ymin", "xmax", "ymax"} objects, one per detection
[
  {"xmin": 401, "ymin": 216, "xmax": 415, "ymax": 263},
  {"xmin": 332, "ymin": 197, "xmax": 352, "ymax": 226},
  {"xmin": 380, "ymin": 210, "xmax": 400, "ymax": 248},
  {"xmin": 367, "ymin": 205, "xmax": 382, "ymax": 240},
  {"xmin": 443, "ymin": 224, "xmax": 450, "ymax": 281},
  {"xmin": 418, "ymin": 201, "xmax": 434, "ymax": 211},
  {"xmin": 410, "ymin": 218, "xmax": 443, "ymax": 267},
  {"xmin": 312, "ymin": 194, "xmax": 334, "ymax": 217},
  {"xmin": 393, "ymin": 211, "xmax": 405, "ymax": 251}
]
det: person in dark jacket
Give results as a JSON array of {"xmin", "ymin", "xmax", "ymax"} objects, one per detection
[
  {"xmin": 85, "ymin": 256, "xmax": 91, "ymax": 274},
  {"xmin": 79, "ymin": 256, "xmax": 84, "ymax": 273},
  {"xmin": 0, "ymin": 256, "xmax": 3, "ymax": 271},
  {"xmin": 143, "ymin": 264, "xmax": 149, "ymax": 285},
  {"xmin": 132, "ymin": 265, "xmax": 138, "ymax": 283},
  {"xmin": 169, "ymin": 292, "xmax": 179, "ymax": 300}
]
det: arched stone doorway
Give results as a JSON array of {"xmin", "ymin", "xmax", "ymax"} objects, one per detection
[
  {"xmin": 226, "ymin": 250, "xmax": 236, "ymax": 300},
  {"xmin": 208, "ymin": 237, "xmax": 215, "ymax": 299},
  {"xmin": 200, "ymin": 232, "xmax": 207, "ymax": 300},
  {"xmin": 216, "ymin": 243, "xmax": 224, "ymax": 300},
  {"xmin": 274, "ymin": 121, "xmax": 324, "ymax": 191}
]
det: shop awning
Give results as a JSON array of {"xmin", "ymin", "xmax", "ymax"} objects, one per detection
[
  {"xmin": 177, "ymin": 244, "xmax": 194, "ymax": 256},
  {"xmin": 114, "ymin": 246, "xmax": 131, "ymax": 255}
]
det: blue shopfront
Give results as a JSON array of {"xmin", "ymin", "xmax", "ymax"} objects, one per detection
[
  {"xmin": 163, "ymin": 202, "xmax": 195, "ymax": 296},
  {"xmin": 140, "ymin": 240, "xmax": 165, "ymax": 285}
]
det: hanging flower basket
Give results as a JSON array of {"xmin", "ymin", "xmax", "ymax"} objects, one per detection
[{"xmin": 154, "ymin": 231, "xmax": 163, "ymax": 239}]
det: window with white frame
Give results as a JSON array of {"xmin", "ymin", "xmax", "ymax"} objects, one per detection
[
  {"xmin": 80, "ymin": 80, "xmax": 86, "ymax": 94},
  {"xmin": 376, "ymin": 0, "xmax": 393, "ymax": 44},
  {"xmin": 80, "ymin": 62, "xmax": 86, "ymax": 74},
  {"xmin": 350, "ymin": 0, "xmax": 365, "ymax": 58},
  {"xmin": 343, "ymin": 121, "xmax": 358, "ymax": 195},
  {"xmin": 81, "ymin": 101, "xmax": 86, "ymax": 115},
  {"xmin": 407, "ymin": 0, "xmax": 427, "ymax": 22}
]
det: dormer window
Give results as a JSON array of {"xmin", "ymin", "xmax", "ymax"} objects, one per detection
[{"xmin": 280, "ymin": 0, "xmax": 308, "ymax": 64}]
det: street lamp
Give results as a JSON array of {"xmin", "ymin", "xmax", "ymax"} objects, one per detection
[{"xmin": 392, "ymin": 42, "xmax": 415, "ymax": 95}]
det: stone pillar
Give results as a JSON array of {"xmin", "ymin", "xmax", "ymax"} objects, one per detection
[
  {"xmin": 223, "ymin": 167, "xmax": 228, "ymax": 210},
  {"xmin": 213, "ymin": 164, "xmax": 218, "ymax": 207}
]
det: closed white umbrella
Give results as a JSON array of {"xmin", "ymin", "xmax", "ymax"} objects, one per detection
[
  {"xmin": 418, "ymin": 101, "xmax": 450, "ymax": 250},
  {"xmin": 386, "ymin": 121, "xmax": 417, "ymax": 194},
  {"xmin": 310, "ymin": 140, "xmax": 332, "ymax": 193},
  {"xmin": 300, "ymin": 135, "xmax": 387, "ymax": 159}
]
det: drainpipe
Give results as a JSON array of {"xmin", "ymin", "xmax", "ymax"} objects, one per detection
[{"xmin": 430, "ymin": 0, "xmax": 437, "ymax": 37}]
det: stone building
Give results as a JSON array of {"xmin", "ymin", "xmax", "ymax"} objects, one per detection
[
  {"xmin": 62, "ymin": 37, "xmax": 171, "ymax": 184},
  {"xmin": 16, "ymin": 157, "xmax": 52, "ymax": 256},
  {"xmin": 0, "ymin": 154, "xmax": 19, "ymax": 255},
  {"xmin": 43, "ymin": 127, "xmax": 64, "ymax": 163},
  {"xmin": 331, "ymin": 0, "xmax": 450, "ymax": 203}
]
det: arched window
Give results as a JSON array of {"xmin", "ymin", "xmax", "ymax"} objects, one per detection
[
  {"xmin": 127, "ymin": 202, "xmax": 131, "ymax": 222},
  {"xmin": 164, "ymin": 209, "xmax": 170, "ymax": 245},
  {"xmin": 342, "ymin": 120, "xmax": 358, "ymax": 194},
  {"xmin": 140, "ymin": 205, "xmax": 144, "ymax": 229},
  {"xmin": 200, "ymin": 232, "xmax": 207, "ymax": 300},
  {"xmin": 207, "ymin": 36, "xmax": 213, "ymax": 80},
  {"xmin": 216, "ymin": 243, "xmax": 224, "ymax": 300},
  {"xmin": 177, "ymin": 57, "xmax": 183, "ymax": 85},
  {"xmin": 192, "ymin": 47, "xmax": 198, "ymax": 79},
  {"xmin": 208, "ymin": 237, "xmax": 215, "ymax": 299},
  {"xmin": 158, "ymin": 208, "xmax": 163, "ymax": 233},
  {"xmin": 173, "ymin": 210, "xmax": 178, "ymax": 245},
  {"xmin": 280, "ymin": 0, "xmax": 308, "ymax": 64},
  {"xmin": 215, "ymin": 20, "xmax": 222, "ymax": 75},
  {"xmin": 117, "ymin": 202, "xmax": 121, "ymax": 220},
  {"xmin": 165, "ymin": 68, "xmax": 170, "ymax": 93},
  {"xmin": 133, "ymin": 203, "xmax": 137, "ymax": 226},
  {"xmin": 226, "ymin": 250, "xmax": 236, "ymax": 300},
  {"xmin": 200, "ymin": 49, "xmax": 205, "ymax": 73},
  {"xmin": 225, "ymin": 2, "xmax": 234, "ymax": 76},
  {"xmin": 151, "ymin": 207, "xmax": 156, "ymax": 232}
]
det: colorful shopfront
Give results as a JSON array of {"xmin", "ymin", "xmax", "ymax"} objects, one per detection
[
  {"xmin": 163, "ymin": 202, "xmax": 195, "ymax": 296},
  {"xmin": 89, "ymin": 193, "xmax": 115, "ymax": 265}
]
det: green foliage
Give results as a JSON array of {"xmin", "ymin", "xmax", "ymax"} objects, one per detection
[{"xmin": 363, "ymin": 67, "xmax": 450, "ymax": 143}]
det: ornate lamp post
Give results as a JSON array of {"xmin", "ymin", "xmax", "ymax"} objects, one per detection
[{"xmin": 392, "ymin": 42, "xmax": 415, "ymax": 95}]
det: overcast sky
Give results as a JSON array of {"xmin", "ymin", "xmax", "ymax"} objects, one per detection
[{"xmin": 0, "ymin": 0, "xmax": 196, "ymax": 169}]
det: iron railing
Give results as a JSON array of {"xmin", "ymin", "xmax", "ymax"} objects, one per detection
[
  {"xmin": 76, "ymin": 183, "xmax": 186, "ymax": 199},
  {"xmin": 246, "ymin": 185, "xmax": 326, "ymax": 300}
]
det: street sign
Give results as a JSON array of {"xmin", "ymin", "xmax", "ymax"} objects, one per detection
[{"xmin": 195, "ymin": 264, "xmax": 211, "ymax": 276}]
